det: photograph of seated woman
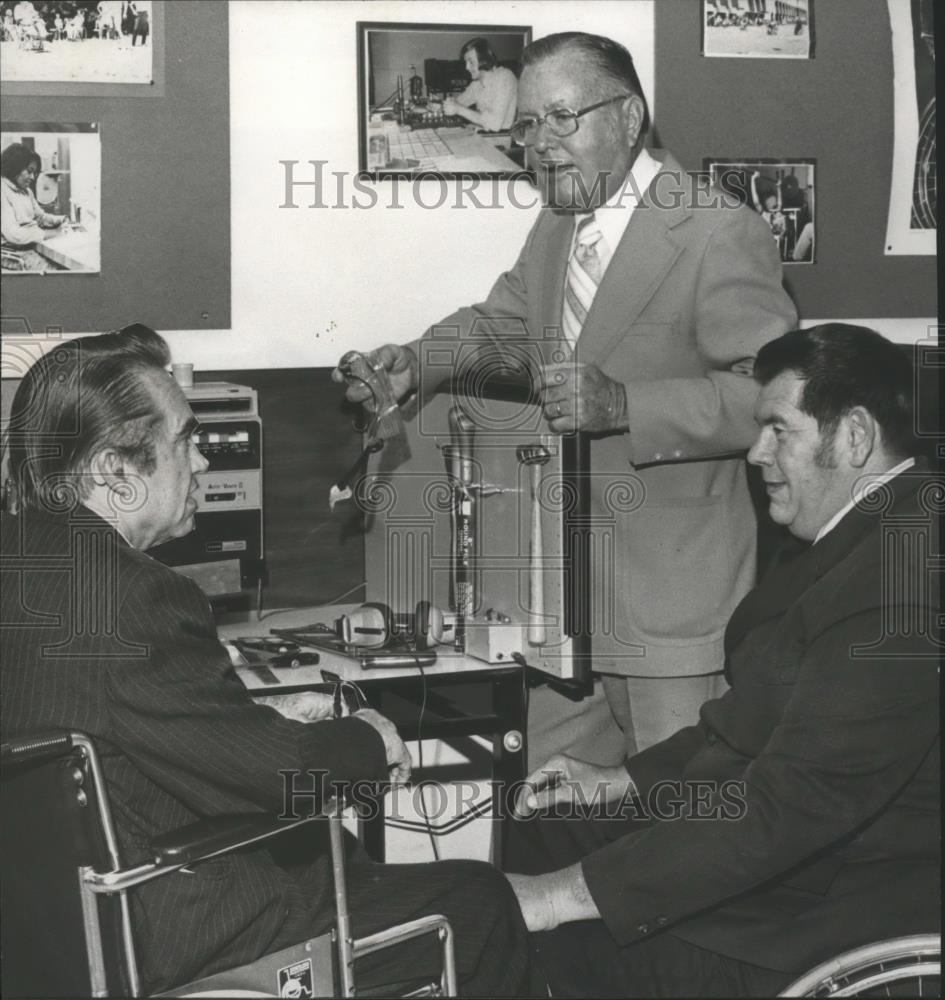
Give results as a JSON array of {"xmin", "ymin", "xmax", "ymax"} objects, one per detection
[
  {"xmin": 442, "ymin": 37, "xmax": 518, "ymax": 132},
  {"xmin": 0, "ymin": 142, "xmax": 66, "ymax": 272}
]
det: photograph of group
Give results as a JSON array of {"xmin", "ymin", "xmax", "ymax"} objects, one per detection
[
  {"xmin": 707, "ymin": 158, "xmax": 816, "ymax": 263},
  {"xmin": 702, "ymin": 0, "xmax": 812, "ymax": 59},
  {"xmin": 0, "ymin": 121, "xmax": 101, "ymax": 273},
  {"xmin": 1, "ymin": 0, "xmax": 153, "ymax": 85},
  {"xmin": 357, "ymin": 21, "xmax": 531, "ymax": 178}
]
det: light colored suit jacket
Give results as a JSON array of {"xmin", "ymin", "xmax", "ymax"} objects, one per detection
[{"xmin": 412, "ymin": 150, "xmax": 797, "ymax": 678}]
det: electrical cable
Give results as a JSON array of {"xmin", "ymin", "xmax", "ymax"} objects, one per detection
[
  {"xmin": 512, "ymin": 653, "xmax": 531, "ymax": 724},
  {"xmin": 413, "ymin": 656, "xmax": 440, "ymax": 861},
  {"xmin": 256, "ymin": 581, "xmax": 366, "ymax": 623},
  {"xmin": 323, "ymin": 580, "xmax": 367, "ymax": 608},
  {"xmin": 369, "ymin": 84, "xmax": 403, "ymax": 114}
]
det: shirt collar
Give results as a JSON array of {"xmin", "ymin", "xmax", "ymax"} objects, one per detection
[
  {"xmin": 572, "ymin": 147, "xmax": 661, "ymax": 254},
  {"xmin": 80, "ymin": 497, "xmax": 136, "ymax": 547},
  {"xmin": 813, "ymin": 457, "xmax": 915, "ymax": 544}
]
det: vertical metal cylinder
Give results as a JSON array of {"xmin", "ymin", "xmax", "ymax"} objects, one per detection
[{"xmin": 446, "ymin": 408, "xmax": 478, "ymax": 650}]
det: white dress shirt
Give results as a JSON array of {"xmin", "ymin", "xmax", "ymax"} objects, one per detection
[
  {"xmin": 813, "ymin": 457, "xmax": 915, "ymax": 544},
  {"xmin": 570, "ymin": 147, "xmax": 662, "ymax": 273}
]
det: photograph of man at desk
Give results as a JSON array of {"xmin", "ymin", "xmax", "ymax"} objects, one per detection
[
  {"xmin": 0, "ymin": 121, "xmax": 101, "ymax": 274},
  {"xmin": 357, "ymin": 21, "xmax": 530, "ymax": 177}
]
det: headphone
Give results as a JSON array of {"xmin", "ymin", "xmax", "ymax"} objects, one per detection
[{"xmin": 336, "ymin": 601, "xmax": 457, "ymax": 650}]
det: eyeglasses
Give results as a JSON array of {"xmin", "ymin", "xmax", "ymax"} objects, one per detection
[{"xmin": 509, "ymin": 95, "xmax": 632, "ymax": 147}]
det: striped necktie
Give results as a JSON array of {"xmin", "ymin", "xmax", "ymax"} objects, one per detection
[{"xmin": 562, "ymin": 213, "xmax": 606, "ymax": 348}]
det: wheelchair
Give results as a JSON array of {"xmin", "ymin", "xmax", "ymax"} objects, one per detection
[
  {"xmin": 1, "ymin": 731, "xmax": 457, "ymax": 998},
  {"xmin": 15, "ymin": 18, "xmax": 47, "ymax": 51},
  {"xmin": 779, "ymin": 934, "xmax": 940, "ymax": 997}
]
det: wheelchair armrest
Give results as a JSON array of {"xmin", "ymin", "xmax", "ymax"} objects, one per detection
[
  {"xmin": 1, "ymin": 731, "xmax": 77, "ymax": 768},
  {"xmin": 150, "ymin": 813, "xmax": 313, "ymax": 868}
]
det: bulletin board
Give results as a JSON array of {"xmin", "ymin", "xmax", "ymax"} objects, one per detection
[
  {"xmin": 0, "ymin": 1, "xmax": 230, "ymax": 333},
  {"xmin": 653, "ymin": 0, "xmax": 936, "ymax": 319}
]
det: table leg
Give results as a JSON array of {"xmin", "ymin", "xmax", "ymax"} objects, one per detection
[
  {"xmin": 491, "ymin": 669, "xmax": 527, "ymax": 868},
  {"xmin": 356, "ymin": 789, "xmax": 386, "ymax": 862}
]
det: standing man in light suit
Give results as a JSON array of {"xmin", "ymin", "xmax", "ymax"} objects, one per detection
[{"xmin": 335, "ymin": 32, "xmax": 796, "ymax": 764}]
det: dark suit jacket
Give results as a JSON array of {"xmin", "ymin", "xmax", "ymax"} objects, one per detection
[
  {"xmin": 1, "ymin": 505, "xmax": 388, "ymax": 992},
  {"xmin": 411, "ymin": 150, "xmax": 797, "ymax": 677},
  {"xmin": 580, "ymin": 464, "xmax": 941, "ymax": 972}
]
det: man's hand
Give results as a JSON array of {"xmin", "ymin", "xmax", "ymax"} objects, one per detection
[
  {"xmin": 354, "ymin": 708, "xmax": 412, "ymax": 785},
  {"xmin": 541, "ymin": 362, "xmax": 628, "ymax": 433},
  {"xmin": 513, "ymin": 753, "xmax": 634, "ymax": 818},
  {"xmin": 330, "ymin": 344, "xmax": 418, "ymax": 410},
  {"xmin": 506, "ymin": 864, "xmax": 601, "ymax": 932},
  {"xmin": 256, "ymin": 691, "xmax": 334, "ymax": 723},
  {"xmin": 505, "ymin": 872, "xmax": 557, "ymax": 932}
]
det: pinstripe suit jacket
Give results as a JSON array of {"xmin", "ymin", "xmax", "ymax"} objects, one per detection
[{"xmin": 1, "ymin": 504, "xmax": 388, "ymax": 992}]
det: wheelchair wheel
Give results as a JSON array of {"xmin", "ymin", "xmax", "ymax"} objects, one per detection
[{"xmin": 779, "ymin": 934, "xmax": 940, "ymax": 997}]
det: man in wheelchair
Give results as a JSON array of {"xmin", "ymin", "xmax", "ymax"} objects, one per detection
[
  {"xmin": 12, "ymin": 0, "xmax": 48, "ymax": 49},
  {"xmin": 504, "ymin": 325, "xmax": 940, "ymax": 997},
  {"xmin": 0, "ymin": 325, "xmax": 543, "ymax": 997}
]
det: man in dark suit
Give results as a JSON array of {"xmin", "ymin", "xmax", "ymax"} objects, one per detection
[
  {"xmin": 335, "ymin": 31, "xmax": 797, "ymax": 765},
  {"xmin": 0, "ymin": 325, "xmax": 541, "ymax": 996},
  {"xmin": 502, "ymin": 324, "xmax": 940, "ymax": 996}
]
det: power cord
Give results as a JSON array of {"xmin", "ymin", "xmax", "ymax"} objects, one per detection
[
  {"xmin": 323, "ymin": 580, "xmax": 367, "ymax": 607},
  {"xmin": 413, "ymin": 657, "xmax": 440, "ymax": 862},
  {"xmin": 256, "ymin": 580, "xmax": 367, "ymax": 624}
]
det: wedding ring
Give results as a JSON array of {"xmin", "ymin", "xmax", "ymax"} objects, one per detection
[{"xmin": 555, "ymin": 401, "xmax": 563, "ymax": 417}]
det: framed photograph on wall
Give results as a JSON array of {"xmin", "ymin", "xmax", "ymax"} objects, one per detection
[
  {"xmin": 702, "ymin": 0, "xmax": 813, "ymax": 59},
  {"xmin": 705, "ymin": 158, "xmax": 816, "ymax": 264},
  {"xmin": 1, "ymin": 1, "xmax": 164, "ymax": 96},
  {"xmin": 884, "ymin": 0, "xmax": 935, "ymax": 254},
  {"xmin": 1, "ymin": 122, "xmax": 101, "ymax": 275},
  {"xmin": 356, "ymin": 21, "xmax": 532, "ymax": 179}
]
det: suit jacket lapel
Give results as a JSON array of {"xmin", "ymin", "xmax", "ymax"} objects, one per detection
[
  {"xmin": 724, "ymin": 464, "xmax": 929, "ymax": 656},
  {"xmin": 536, "ymin": 211, "xmax": 574, "ymax": 364},
  {"xmin": 575, "ymin": 152, "xmax": 690, "ymax": 366}
]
